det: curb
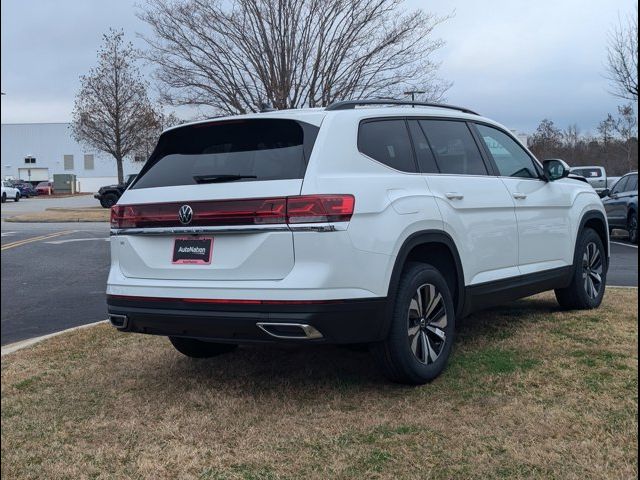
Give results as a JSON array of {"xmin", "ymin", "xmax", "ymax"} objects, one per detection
[
  {"xmin": 611, "ymin": 241, "xmax": 638, "ymax": 249},
  {"xmin": 1, "ymin": 320, "xmax": 108, "ymax": 356}
]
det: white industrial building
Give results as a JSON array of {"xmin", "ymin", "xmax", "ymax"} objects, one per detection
[{"xmin": 1, "ymin": 123, "xmax": 143, "ymax": 192}]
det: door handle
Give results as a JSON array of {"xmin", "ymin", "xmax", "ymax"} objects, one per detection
[
  {"xmin": 513, "ymin": 192, "xmax": 527, "ymax": 200},
  {"xmin": 445, "ymin": 192, "xmax": 464, "ymax": 200}
]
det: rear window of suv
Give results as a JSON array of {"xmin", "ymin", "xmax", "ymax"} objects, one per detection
[
  {"xmin": 132, "ymin": 119, "xmax": 319, "ymax": 189},
  {"xmin": 572, "ymin": 168, "xmax": 603, "ymax": 178}
]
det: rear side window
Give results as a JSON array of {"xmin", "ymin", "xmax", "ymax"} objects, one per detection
[
  {"xmin": 419, "ymin": 120, "xmax": 488, "ymax": 176},
  {"xmin": 407, "ymin": 120, "xmax": 439, "ymax": 173},
  {"xmin": 133, "ymin": 119, "xmax": 318, "ymax": 189},
  {"xmin": 358, "ymin": 120, "xmax": 417, "ymax": 172}
]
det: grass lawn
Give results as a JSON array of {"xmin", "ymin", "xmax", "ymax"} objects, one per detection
[
  {"xmin": 5, "ymin": 207, "xmax": 109, "ymax": 223},
  {"xmin": 1, "ymin": 289, "xmax": 637, "ymax": 479}
]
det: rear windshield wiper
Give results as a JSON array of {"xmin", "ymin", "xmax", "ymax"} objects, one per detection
[{"xmin": 193, "ymin": 174, "xmax": 258, "ymax": 184}]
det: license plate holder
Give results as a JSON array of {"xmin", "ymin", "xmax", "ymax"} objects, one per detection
[{"xmin": 172, "ymin": 237, "xmax": 213, "ymax": 265}]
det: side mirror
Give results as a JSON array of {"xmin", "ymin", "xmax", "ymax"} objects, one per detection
[
  {"xmin": 598, "ymin": 189, "xmax": 610, "ymax": 198},
  {"xmin": 543, "ymin": 159, "xmax": 570, "ymax": 182}
]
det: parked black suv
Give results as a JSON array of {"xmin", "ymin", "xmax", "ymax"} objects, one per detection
[
  {"xmin": 94, "ymin": 174, "xmax": 137, "ymax": 208},
  {"xmin": 602, "ymin": 171, "xmax": 638, "ymax": 244}
]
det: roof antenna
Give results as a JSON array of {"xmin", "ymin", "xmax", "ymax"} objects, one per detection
[{"xmin": 259, "ymin": 102, "xmax": 276, "ymax": 113}]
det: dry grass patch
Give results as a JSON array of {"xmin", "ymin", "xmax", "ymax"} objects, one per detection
[
  {"xmin": 5, "ymin": 207, "xmax": 109, "ymax": 223},
  {"xmin": 2, "ymin": 290, "xmax": 638, "ymax": 479}
]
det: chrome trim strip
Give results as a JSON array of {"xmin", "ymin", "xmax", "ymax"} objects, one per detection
[
  {"xmin": 111, "ymin": 225, "xmax": 290, "ymax": 236},
  {"xmin": 289, "ymin": 224, "xmax": 339, "ymax": 232},
  {"xmin": 256, "ymin": 322, "xmax": 324, "ymax": 340},
  {"xmin": 110, "ymin": 222, "xmax": 347, "ymax": 235}
]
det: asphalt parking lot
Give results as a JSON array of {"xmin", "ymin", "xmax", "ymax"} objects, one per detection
[
  {"xmin": 1, "ymin": 217, "xmax": 637, "ymax": 347},
  {"xmin": 1, "ymin": 222, "xmax": 110, "ymax": 345}
]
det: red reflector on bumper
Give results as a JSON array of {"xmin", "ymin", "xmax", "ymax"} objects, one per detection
[{"xmin": 107, "ymin": 295, "xmax": 343, "ymax": 305}]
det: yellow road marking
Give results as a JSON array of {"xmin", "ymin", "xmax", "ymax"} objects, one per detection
[{"xmin": 1, "ymin": 230, "xmax": 76, "ymax": 251}]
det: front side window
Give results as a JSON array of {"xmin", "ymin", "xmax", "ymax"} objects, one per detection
[
  {"xmin": 623, "ymin": 174, "xmax": 637, "ymax": 192},
  {"xmin": 418, "ymin": 120, "xmax": 488, "ymax": 176},
  {"xmin": 133, "ymin": 119, "xmax": 318, "ymax": 189},
  {"xmin": 475, "ymin": 124, "xmax": 539, "ymax": 178},
  {"xmin": 358, "ymin": 119, "xmax": 416, "ymax": 172},
  {"xmin": 612, "ymin": 176, "xmax": 629, "ymax": 195}
]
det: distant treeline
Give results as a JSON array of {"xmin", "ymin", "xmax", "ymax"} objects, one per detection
[{"xmin": 528, "ymin": 105, "xmax": 638, "ymax": 176}]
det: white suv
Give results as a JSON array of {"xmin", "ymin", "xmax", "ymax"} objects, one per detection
[
  {"xmin": 107, "ymin": 100, "xmax": 609, "ymax": 384},
  {"xmin": 1, "ymin": 180, "xmax": 21, "ymax": 203}
]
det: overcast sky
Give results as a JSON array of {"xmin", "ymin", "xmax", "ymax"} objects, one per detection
[{"xmin": 0, "ymin": 0, "xmax": 634, "ymax": 133}]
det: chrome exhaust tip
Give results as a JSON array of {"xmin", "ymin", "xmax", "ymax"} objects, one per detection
[
  {"xmin": 256, "ymin": 322, "xmax": 323, "ymax": 340},
  {"xmin": 109, "ymin": 314, "xmax": 129, "ymax": 329}
]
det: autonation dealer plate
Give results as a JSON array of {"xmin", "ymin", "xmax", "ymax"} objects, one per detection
[{"xmin": 172, "ymin": 237, "xmax": 213, "ymax": 265}]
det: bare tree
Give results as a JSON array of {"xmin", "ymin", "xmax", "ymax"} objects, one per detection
[
  {"xmin": 137, "ymin": 0, "xmax": 451, "ymax": 114},
  {"xmin": 134, "ymin": 110, "xmax": 185, "ymax": 162},
  {"xmin": 71, "ymin": 29, "xmax": 160, "ymax": 183},
  {"xmin": 529, "ymin": 119, "xmax": 563, "ymax": 159},
  {"xmin": 605, "ymin": 6, "xmax": 638, "ymax": 101},
  {"xmin": 563, "ymin": 124, "xmax": 580, "ymax": 150},
  {"xmin": 612, "ymin": 104, "xmax": 638, "ymax": 171},
  {"xmin": 597, "ymin": 113, "xmax": 617, "ymax": 149}
]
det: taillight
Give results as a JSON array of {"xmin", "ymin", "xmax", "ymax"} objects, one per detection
[
  {"xmin": 111, "ymin": 195, "xmax": 354, "ymax": 229},
  {"xmin": 286, "ymin": 195, "xmax": 355, "ymax": 223}
]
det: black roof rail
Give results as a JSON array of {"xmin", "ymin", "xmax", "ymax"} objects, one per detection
[{"xmin": 325, "ymin": 99, "xmax": 479, "ymax": 116}]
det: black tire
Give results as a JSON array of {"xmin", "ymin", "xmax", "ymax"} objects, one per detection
[
  {"xmin": 1, "ymin": 193, "xmax": 6, "ymax": 203},
  {"xmin": 14, "ymin": 192, "xmax": 20, "ymax": 202},
  {"xmin": 169, "ymin": 336, "xmax": 238, "ymax": 358},
  {"xmin": 371, "ymin": 263, "xmax": 456, "ymax": 385},
  {"xmin": 627, "ymin": 211, "xmax": 638, "ymax": 244},
  {"xmin": 102, "ymin": 193, "xmax": 118, "ymax": 208},
  {"xmin": 555, "ymin": 228, "xmax": 606, "ymax": 310}
]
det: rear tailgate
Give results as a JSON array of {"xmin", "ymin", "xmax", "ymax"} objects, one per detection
[{"xmin": 112, "ymin": 118, "xmax": 319, "ymax": 282}]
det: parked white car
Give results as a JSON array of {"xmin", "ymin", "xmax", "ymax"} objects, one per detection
[
  {"xmin": 1, "ymin": 180, "xmax": 21, "ymax": 203},
  {"xmin": 107, "ymin": 100, "xmax": 609, "ymax": 384}
]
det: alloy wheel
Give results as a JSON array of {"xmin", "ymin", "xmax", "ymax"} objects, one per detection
[
  {"xmin": 407, "ymin": 283, "xmax": 448, "ymax": 364},
  {"xmin": 628, "ymin": 215, "xmax": 638, "ymax": 243},
  {"xmin": 582, "ymin": 242, "xmax": 603, "ymax": 299}
]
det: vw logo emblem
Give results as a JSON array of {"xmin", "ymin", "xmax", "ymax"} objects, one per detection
[{"xmin": 178, "ymin": 205, "xmax": 193, "ymax": 225}]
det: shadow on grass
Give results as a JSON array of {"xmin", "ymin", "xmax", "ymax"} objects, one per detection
[
  {"xmin": 118, "ymin": 295, "xmax": 562, "ymax": 402},
  {"xmin": 456, "ymin": 295, "xmax": 561, "ymax": 341}
]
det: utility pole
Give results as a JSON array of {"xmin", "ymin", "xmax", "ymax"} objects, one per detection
[{"xmin": 404, "ymin": 90, "xmax": 425, "ymax": 107}]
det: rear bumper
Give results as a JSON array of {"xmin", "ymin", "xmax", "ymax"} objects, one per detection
[{"xmin": 107, "ymin": 295, "xmax": 389, "ymax": 344}]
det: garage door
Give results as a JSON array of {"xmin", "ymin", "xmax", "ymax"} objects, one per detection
[{"xmin": 18, "ymin": 168, "xmax": 49, "ymax": 182}]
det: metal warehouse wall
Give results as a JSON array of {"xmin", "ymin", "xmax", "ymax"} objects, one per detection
[{"xmin": 1, "ymin": 123, "xmax": 142, "ymax": 191}]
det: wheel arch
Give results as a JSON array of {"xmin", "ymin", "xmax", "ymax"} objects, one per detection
[
  {"xmin": 578, "ymin": 210, "xmax": 609, "ymax": 260},
  {"xmin": 387, "ymin": 230, "xmax": 465, "ymax": 318}
]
